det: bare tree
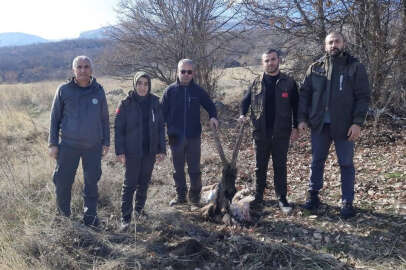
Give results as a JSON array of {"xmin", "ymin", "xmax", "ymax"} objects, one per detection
[
  {"xmin": 239, "ymin": 0, "xmax": 406, "ymax": 121},
  {"xmin": 239, "ymin": 0, "xmax": 348, "ymax": 69},
  {"xmin": 109, "ymin": 0, "xmax": 246, "ymax": 96},
  {"xmin": 343, "ymin": 0, "xmax": 406, "ymax": 122}
]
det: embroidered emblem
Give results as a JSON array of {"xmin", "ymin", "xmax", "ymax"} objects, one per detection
[
  {"xmin": 92, "ymin": 98, "xmax": 98, "ymax": 105},
  {"xmin": 281, "ymin": 92, "xmax": 288, "ymax": 98}
]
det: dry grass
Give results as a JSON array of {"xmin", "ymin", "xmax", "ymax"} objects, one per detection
[{"xmin": 0, "ymin": 73, "xmax": 405, "ymax": 269}]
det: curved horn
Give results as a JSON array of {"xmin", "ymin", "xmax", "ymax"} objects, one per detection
[
  {"xmin": 231, "ymin": 121, "xmax": 247, "ymax": 167},
  {"xmin": 210, "ymin": 124, "xmax": 228, "ymax": 165}
]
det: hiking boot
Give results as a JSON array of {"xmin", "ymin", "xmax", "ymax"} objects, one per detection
[
  {"xmin": 134, "ymin": 209, "xmax": 148, "ymax": 221},
  {"xmin": 188, "ymin": 192, "xmax": 201, "ymax": 206},
  {"xmin": 340, "ymin": 201, "xmax": 355, "ymax": 219},
  {"xmin": 120, "ymin": 219, "xmax": 130, "ymax": 232},
  {"xmin": 278, "ymin": 196, "xmax": 293, "ymax": 214},
  {"xmin": 169, "ymin": 196, "xmax": 187, "ymax": 206},
  {"xmin": 249, "ymin": 198, "xmax": 264, "ymax": 211},
  {"xmin": 84, "ymin": 215, "xmax": 100, "ymax": 228},
  {"xmin": 302, "ymin": 190, "xmax": 320, "ymax": 211}
]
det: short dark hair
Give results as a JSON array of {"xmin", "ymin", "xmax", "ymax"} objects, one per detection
[
  {"xmin": 263, "ymin": 49, "xmax": 281, "ymax": 58},
  {"xmin": 325, "ymin": 31, "xmax": 346, "ymax": 43}
]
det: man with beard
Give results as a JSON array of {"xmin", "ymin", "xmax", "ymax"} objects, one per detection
[
  {"xmin": 298, "ymin": 31, "xmax": 370, "ymax": 218},
  {"xmin": 239, "ymin": 49, "xmax": 299, "ymax": 214}
]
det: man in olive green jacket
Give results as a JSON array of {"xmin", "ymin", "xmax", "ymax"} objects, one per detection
[
  {"xmin": 298, "ymin": 31, "xmax": 371, "ymax": 218},
  {"xmin": 240, "ymin": 49, "xmax": 299, "ymax": 214}
]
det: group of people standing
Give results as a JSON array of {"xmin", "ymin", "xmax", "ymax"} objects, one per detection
[{"xmin": 48, "ymin": 31, "xmax": 370, "ymax": 229}]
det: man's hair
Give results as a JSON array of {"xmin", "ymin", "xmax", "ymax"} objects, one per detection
[
  {"xmin": 178, "ymin": 59, "xmax": 194, "ymax": 69},
  {"xmin": 263, "ymin": 49, "xmax": 281, "ymax": 58},
  {"xmin": 72, "ymin": 55, "xmax": 93, "ymax": 70},
  {"xmin": 325, "ymin": 31, "xmax": 346, "ymax": 43}
]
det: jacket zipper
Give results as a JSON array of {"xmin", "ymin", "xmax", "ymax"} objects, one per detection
[
  {"xmin": 184, "ymin": 86, "xmax": 187, "ymax": 137},
  {"xmin": 339, "ymin": 74, "xmax": 343, "ymax": 91}
]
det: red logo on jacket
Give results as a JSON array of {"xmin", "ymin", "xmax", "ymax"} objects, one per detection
[{"xmin": 281, "ymin": 92, "xmax": 289, "ymax": 98}]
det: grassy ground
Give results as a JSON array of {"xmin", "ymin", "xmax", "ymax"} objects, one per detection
[{"xmin": 0, "ymin": 69, "xmax": 405, "ymax": 269}]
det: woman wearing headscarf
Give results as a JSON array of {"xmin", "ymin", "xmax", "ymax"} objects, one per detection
[{"xmin": 114, "ymin": 72, "xmax": 165, "ymax": 230}]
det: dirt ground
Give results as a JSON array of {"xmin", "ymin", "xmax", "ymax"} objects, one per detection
[
  {"xmin": 0, "ymin": 78, "xmax": 405, "ymax": 269},
  {"xmin": 50, "ymin": 102, "xmax": 404, "ymax": 270}
]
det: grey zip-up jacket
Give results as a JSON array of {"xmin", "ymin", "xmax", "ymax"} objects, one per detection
[{"xmin": 48, "ymin": 77, "xmax": 110, "ymax": 149}]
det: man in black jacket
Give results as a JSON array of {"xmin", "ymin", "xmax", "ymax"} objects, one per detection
[
  {"xmin": 48, "ymin": 55, "xmax": 110, "ymax": 227},
  {"xmin": 115, "ymin": 72, "xmax": 165, "ymax": 230},
  {"xmin": 298, "ymin": 31, "xmax": 371, "ymax": 218},
  {"xmin": 161, "ymin": 59, "xmax": 218, "ymax": 206},
  {"xmin": 240, "ymin": 49, "xmax": 299, "ymax": 214}
]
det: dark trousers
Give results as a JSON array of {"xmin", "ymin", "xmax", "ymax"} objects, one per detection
[
  {"xmin": 254, "ymin": 137, "xmax": 290, "ymax": 200},
  {"xmin": 170, "ymin": 137, "xmax": 201, "ymax": 199},
  {"xmin": 309, "ymin": 124, "xmax": 355, "ymax": 203},
  {"xmin": 121, "ymin": 155, "xmax": 155, "ymax": 220},
  {"xmin": 53, "ymin": 144, "xmax": 102, "ymax": 220}
]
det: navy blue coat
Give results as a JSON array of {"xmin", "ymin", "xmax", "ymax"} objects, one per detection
[{"xmin": 161, "ymin": 79, "xmax": 217, "ymax": 139}]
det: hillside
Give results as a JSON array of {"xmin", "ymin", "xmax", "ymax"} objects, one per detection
[
  {"xmin": 0, "ymin": 32, "xmax": 48, "ymax": 47},
  {"xmin": 0, "ymin": 39, "xmax": 112, "ymax": 83},
  {"xmin": 0, "ymin": 71, "xmax": 404, "ymax": 269}
]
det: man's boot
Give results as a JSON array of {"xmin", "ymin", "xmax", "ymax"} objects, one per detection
[
  {"xmin": 278, "ymin": 196, "xmax": 293, "ymax": 214},
  {"xmin": 250, "ymin": 190, "xmax": 264, "ymax": 210},
  {"xmin": 188, "ymin": 191, "xmax": 201, "ymax": 206},
  {"xmin": 302, "ymin": 190, "xmax": 320, "ymax": 211},
  {"xmin": 340, "ymin": 200, "xmax": 355, "ymax": 219},
  {"xmin": 169, "ymin": 194, "xmax": 187, "ymax": 206}
]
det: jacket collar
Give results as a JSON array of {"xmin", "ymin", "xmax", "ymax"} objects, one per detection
[
  {"xmin": 318, "ymin": 51, "xmax": 358, "ymax": 66},
  {"xmin": 176, "ymin": 77, "xmax": 195, "ymax": 87},
  {"xmin": 71, "ymin": 76, "xmax": 95, "ymax": 88},
  {"xmin": 259, "ymin": 71, "xmax": 288, "ymax": 83}
]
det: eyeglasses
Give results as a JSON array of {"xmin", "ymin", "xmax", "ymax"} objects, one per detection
[{"xmin": 180, "ymin": 70, "xmax": 193, "ymax": 75}]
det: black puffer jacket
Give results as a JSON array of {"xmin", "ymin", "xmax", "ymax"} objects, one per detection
[
  {"xmin": 298, "ymin": 52, "xmax": 371, "ymax": 139},
  {"xmin": 114, "ymin": 72, "xmax": 165, "ymax": 157}
]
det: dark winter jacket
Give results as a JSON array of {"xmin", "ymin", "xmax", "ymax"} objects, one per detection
[
  {"xmin": 48, "ymin": 77, "xmax": 110, "ymax": 149},
  {"xmin": 298, "ymin": 52, "xmax": 371, "ymax": 139},
  {"xmin": 114, "ymin": 72, "xmax": 165, "ymax": 157},
  {"xmin": 241, "ymin": 72, "xmax": 299, "ymax": 140},
  {"xmin": 161, "ymin": 79, "xmax": 217, "ymax": 140}
]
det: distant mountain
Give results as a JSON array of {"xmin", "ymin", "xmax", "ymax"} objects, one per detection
[
  {"xmin": 0, "ymin": 32, "xmax": 48, "ymax": 47},
  {"xmin": 0, "ymin": 39, "xmax": 113, "ymax": 83},
  {"xmin": 79, "ymin": 27, "xmax": 113, "ymax": 39}
]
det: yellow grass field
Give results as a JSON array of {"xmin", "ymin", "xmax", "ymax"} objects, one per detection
[{"xmin": 0, "ymin": 68, "xmax": 404, "ymax": 269}]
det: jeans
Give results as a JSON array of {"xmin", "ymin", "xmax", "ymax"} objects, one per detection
[{"xmin": 309, "ymin": 124, "xmax": 355, "ymax": 203}]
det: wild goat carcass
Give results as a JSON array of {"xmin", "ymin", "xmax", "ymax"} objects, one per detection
[{"xmin": 201, "ymin": 121, "xmax": 252, "ymax": 223}]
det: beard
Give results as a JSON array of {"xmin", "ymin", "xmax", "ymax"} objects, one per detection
[
  {"xmin": 266, "ymin": 64, "xmax": 279, "ymax": 74},
  {"xmin": 327, "ymin": 47, "xmax": 343, "ymax": 56}
]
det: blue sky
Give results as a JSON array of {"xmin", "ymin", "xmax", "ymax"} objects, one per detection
[{"xmin": 0, "ymin": 0, "xmax": 119, "ymax": 40}]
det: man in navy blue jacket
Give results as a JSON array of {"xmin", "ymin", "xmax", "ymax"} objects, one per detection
[
  {"xmin": 161, "ymin": 59, "xmax": 218, "ymax": 206},
  {"xmin": 48, "ymin": 56, "xmax": 110, "ymax": 227}
]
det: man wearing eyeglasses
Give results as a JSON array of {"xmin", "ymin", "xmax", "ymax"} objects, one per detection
[
  {"xmin": 239, "ymin": 49, "xmax": 299, "ymax": 214},
  {"xmin": 161, "ymin": 59, "xmax": 218, "ymax": 206}
]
